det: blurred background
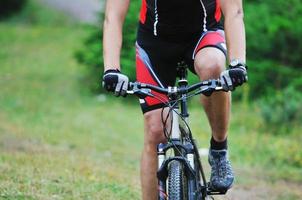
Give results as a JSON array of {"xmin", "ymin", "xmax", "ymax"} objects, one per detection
[{"xmin": 0, "ymin": 0, "xmax": 301, "ymax": 199}]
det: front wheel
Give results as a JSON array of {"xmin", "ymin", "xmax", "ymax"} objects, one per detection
[{"xmin": 168, "ymin": 160, "xmax": 187, "ymax": 200}]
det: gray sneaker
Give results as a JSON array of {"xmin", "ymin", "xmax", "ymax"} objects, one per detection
[{"xmin": 208, "ymin": 149, "xmax": 234, "ymax": 191}]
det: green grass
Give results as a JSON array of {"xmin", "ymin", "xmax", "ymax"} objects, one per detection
[
  {"xmin": 0, "ymin": 1, "xmax": 301, "ymax": 199},
  {"xmin": 0, "ymin": 24, "xmax": 142, "ymax": 199},
  {"xmin": 0, "ymin": 2, "xmax": 141, "ymax": 199}
]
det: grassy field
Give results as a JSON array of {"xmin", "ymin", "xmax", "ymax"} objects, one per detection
[{"xmin": 0, "ymin": 1, "xmax": 301, "ymax": 199}]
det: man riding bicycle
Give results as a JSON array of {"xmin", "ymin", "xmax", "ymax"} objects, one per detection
[{"xmin": 102, "ymin": 0, "xmax": 248, "ymax": 199}]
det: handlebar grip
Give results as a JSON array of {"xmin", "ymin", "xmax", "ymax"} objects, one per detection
[{"xmin": 128, "ymin": 82, "xmax": 169, "ymax": 94}]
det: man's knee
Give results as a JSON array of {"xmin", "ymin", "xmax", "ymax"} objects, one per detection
[
  {"xmin": 194, "ymin": 48, "xmax": 226, "ymax": 79},
  {"xmin": 196, "ymin": 59, "xmax": 224, "ymax": 78},
  {"xmin": 143, "ymin": 110, "xmax": 167, "ymax": 145}
]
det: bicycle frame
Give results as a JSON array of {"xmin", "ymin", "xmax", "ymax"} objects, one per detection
[
  {"xmin": 127, "ymin": 65, "xmax": 227, "ymax": 200},
  {"xmin": 156, "ymin": 66, "xmax": 208, "ymax": 200}
]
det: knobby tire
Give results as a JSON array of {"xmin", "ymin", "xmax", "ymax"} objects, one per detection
[{"xmin": 168, "ymin": 160, "xmax": 187, "ymax": 200}]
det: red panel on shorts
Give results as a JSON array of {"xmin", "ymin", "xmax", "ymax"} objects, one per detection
[
  {"xmin": 140, "ymin": 0, "xmax": 147, "ymax": 24},
  {"xmin": 136, "ymin": 56, "xmax": 168, "ymax": 106},
  {"xmin": 194, "ymin": 32, "xmax": 225, "ymax": 57}
]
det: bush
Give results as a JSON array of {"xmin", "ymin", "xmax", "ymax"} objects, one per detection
[
  {"xmin": 75, "ymin": 27, "xmax": 103, "ymax": 92},
  {"xmin": 259, "ymin": 86, "xmax": 302, "ymax": 134},
  {"xmin": 245, "ymin": 0, "xmax": 302, "ymax": 68},
  {"xmin": 0, "ymin": 0, "xmax": 27, "ymax": 19},
  {"xmin": 244, "ymin": 0, "xmax": 302, "ymax": 99},
  {"xmin": 247, "ymin": 60, "xmax": 302, "ymax": 99}
]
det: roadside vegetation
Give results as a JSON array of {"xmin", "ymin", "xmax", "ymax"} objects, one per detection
[{"xmin": 0, "ymin": 0, "xmax": 301, "ymax": 199}]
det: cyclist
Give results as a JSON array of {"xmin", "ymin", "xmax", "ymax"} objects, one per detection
[{"xmin": 102, "ymin": 0, "xmax": 248, "ymax": 199}]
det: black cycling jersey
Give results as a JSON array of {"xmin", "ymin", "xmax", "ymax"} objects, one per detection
[{"xmin": 139, "ymin": 0, "xmax": 223, "ymax": 39}]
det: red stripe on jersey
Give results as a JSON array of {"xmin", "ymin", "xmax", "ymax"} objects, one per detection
[
  {"xmin": 215, "ymin": 0, "xmax": 221, "ymax": 22},
  {"xmin": 140, "ymin": 0, "xmax": 147, "ymax": 24}
]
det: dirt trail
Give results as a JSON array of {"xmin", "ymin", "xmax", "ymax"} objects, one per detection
[
  {"xmin": 213, "ymin": 168, "xmax": 302, "ymax": 200},
  {"xmin": 41, "ymin": 0, "xmax": 103, "ymax": 24}
]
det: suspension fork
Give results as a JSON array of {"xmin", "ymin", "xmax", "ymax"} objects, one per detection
[
  {"xmin": 157, "ymin": 107, "xmax": 199, "ymax": 200},
  {"xmin": 157, "ymin": 104, "xmax": 182, "ymax": 200},
  {"xmin": 157, "ymin": 106, "xmax": 180, "ymax": 200},
  {"xmin": 157, "ymin": 142, "xmax": 166, "ymax": 200}
]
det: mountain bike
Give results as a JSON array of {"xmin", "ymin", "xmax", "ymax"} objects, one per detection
[{"xmin": 127, "ymin": 65, "xmax": 229, "ymax": 200}]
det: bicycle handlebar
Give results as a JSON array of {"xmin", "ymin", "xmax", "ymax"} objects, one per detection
[{"xmin": 127, "ymin": 79, "xmax": 225, "ymax": 98}]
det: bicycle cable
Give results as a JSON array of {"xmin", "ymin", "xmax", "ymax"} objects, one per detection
[
  {"xmin": 155, "ymin": 91, "xmax": 208, "ymax": 185},
  {"xmin": 152, "ymin": 93, "xmax": 200, "ymax": 166},
  {"xmin": 137, "ymin": 87, "xmax": 207, "ymax": 184},
  {"xmin": 148, "ymin": 94, "xmax": 187, "ymax": 158}
]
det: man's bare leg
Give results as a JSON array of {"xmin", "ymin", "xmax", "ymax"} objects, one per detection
[
  {"xmin": 194, "ymin": 47, "xmax": 234, "ymax": 191},
  {"xmin": 141, "ymin": 109, "xmax": 167, "ymax": 200},
  {"xmin": 194, "ymin": 47, "xmax": 230, "ymax": 141}
]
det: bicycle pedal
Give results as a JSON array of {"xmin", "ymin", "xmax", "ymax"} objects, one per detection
[
  {"xmin": 207, "ymin": 189, "xmax": 227, "ymax": 195},
  {"xmin": 206, "ymin": 183, "xmax": 228, "ymax": 195}
]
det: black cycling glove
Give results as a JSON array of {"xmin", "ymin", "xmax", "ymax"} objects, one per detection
[
  {"xmin": 220, "ymin": 64, "xmax": 248, "ymax": 91},
  {"xmin": 102, "ymin": 69, "xmax": 129, "ymax": 97}
]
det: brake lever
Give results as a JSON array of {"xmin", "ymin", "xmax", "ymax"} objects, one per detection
[
  {"xmin": 195, "ymin": 80, "xmax": 222, "ymax": 96},
  {"xmin": 135, "ymin": 88, "xmax": 153, "ymax": 98},
  {"xmin": 195, "ymin": 87, "xmax": 215, "ymax": 96},
  {"xmin": 127, "ymin": 82, "xmax": 153, "ymax": 98}
]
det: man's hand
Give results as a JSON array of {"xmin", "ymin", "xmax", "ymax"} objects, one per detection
[
  {"xmin": 220, "ymin": 64, "xmax": 248, "ymax": 91},
  {"xmin": 102, "ymin": 69, "xmax": 129, "ymax": 97}
]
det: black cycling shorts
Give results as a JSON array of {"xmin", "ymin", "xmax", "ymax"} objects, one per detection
[{"xmin": 136, "ymin": 28, "xmax": 227, "ymax": 113}]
